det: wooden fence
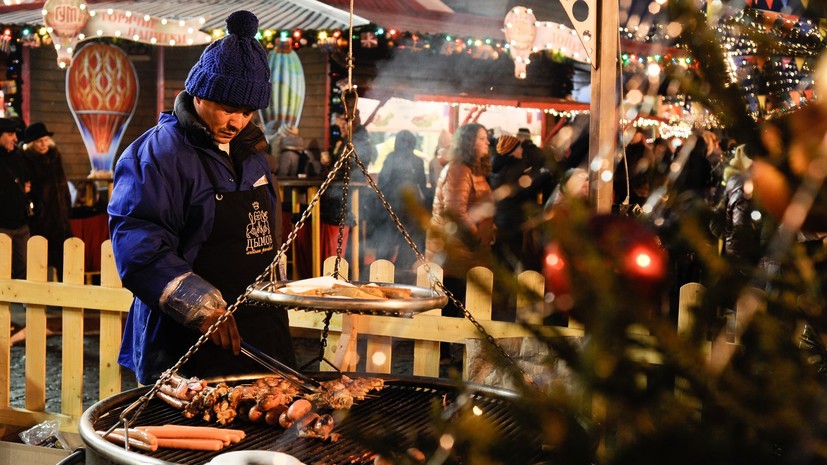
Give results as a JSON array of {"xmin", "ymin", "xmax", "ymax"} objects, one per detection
[{"xmin": 0, "ymin": 234, "xmax": 588, "ymax": 433}]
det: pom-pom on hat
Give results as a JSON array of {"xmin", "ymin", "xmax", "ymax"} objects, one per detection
[
  {"xmin": 496, "ymin": 135, "xmax": 521, "ymax": 155},
  {"xmin": 185, "ymin": 11, "xmax": 271, "ymax": 110}
]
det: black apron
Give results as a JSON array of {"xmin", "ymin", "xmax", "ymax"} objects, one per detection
[{"xmin": 180, "ymin": 150, "xmax": 296, "ymax": 378}]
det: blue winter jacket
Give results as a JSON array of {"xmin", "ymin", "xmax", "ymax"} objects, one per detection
[{"xmin": 108, "ymin": 92, "xmax": 281, "ymax": 383}]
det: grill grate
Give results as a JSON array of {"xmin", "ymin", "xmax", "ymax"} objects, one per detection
[{"xmin": 84, "ymin": 376, "xmax": 548, "ymax": 465}]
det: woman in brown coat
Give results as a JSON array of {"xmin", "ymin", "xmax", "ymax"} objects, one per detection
[{"xmin": 426, "ymin": 123, "xmax": 495, "ymax": 328}]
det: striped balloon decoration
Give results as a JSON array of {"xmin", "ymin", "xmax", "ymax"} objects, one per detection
[{"xmin": 262, "ymin": 49, "xmax": 306, "ymax": 128}]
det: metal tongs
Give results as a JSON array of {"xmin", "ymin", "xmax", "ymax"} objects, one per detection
[{"xmin": 240, "ymin": 341, "xmax": 323, "ymax": 393}]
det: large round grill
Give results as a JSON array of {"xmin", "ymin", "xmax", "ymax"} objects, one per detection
[{"xmin": 79, "ymin": 375, "xmax": 549, "ymax": 465}]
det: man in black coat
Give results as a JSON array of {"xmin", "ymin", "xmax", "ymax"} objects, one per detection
[{"xmin": 0, "ymin": 118, "xmax": 31, "ymax": 278}]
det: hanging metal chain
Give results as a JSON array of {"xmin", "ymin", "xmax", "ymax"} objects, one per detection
[
  {"xmin": 319, "ymin": 311, "xmax": 334, "ymax": 354},
  {"xmin": 332, "ymin": 150, "xmax": 351, "ymax": 279}
]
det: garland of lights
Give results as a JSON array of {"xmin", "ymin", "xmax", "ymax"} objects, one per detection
[
  {"xmin": 0, "ymin": 4, "xmax": 820, "ymax": 127},
  {"xmin": 714, "ymin": 8, "xmax": 821, "ymax": 121}
]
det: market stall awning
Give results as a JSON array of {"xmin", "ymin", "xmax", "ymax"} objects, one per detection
[
  {"xmin": 323, "ymin": 0, "xmax": 508, "ymax": 38},
  {"xmin": 0, "ymin": 0, "xmax": 369, "ymax": 31}
]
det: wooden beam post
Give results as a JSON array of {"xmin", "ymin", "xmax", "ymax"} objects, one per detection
[{"xmin": 589, "ymin": 0, "xmax": 620, "ymax": 214}]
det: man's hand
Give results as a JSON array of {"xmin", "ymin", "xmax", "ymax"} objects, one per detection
[{"xmin": 198, "ymin": 308, "xmax": 241, "ymax": 355}]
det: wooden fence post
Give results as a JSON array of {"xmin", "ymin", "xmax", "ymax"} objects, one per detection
[
  {"xmin": 463, "ymin": 266, "xmax": 493, "ymax": 380},
  {"xmin": 0, "ymin": 234, "xmax": 11, "ymax": 409},
  {"xmin": 365, "ymin": 259, "xmax": 394, "ymax": 373},
  {"xmin": 99, "ymin": 240, "xmax": 123, "ymax": 399},
  {"xmin": 62, "ymin": 237, "xmax": 85, "ymax": 418},
  {"xmin": 324, "ymin": 257, "xmax": 349, "ymax": 371},
  {"xmin": 413, "ymin": 263, "xmax": 443, "ymax": 378},
  {"xmin": 25, "ymin": 236, "xmax": 48, "ymax": 412},
  {"xmin": 516, "ymin": 270, "xmax": 545, "ymax": 325}
]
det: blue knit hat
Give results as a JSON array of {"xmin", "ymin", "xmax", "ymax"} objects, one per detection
[{"xmin": 185, "ymin": 11, "xmax": 271, "ymax": 109}]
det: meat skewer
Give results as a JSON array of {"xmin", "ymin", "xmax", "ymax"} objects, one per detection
[{"xmin": 152, "ymin": 373, "xmax": 384, "ymax": 443}]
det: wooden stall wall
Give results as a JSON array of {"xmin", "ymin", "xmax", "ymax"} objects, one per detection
[
  {"xmin": 296, "ymin": 47, "xmax": 330, "ymax": 154},
  {"xmin": 161, "ymin": 45, "xmax": 204, "ymax": 112}
]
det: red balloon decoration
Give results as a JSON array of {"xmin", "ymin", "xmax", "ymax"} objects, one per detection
[{"xmin": 66, "ymin": 42, "xmax": 139, "ymax": 178}]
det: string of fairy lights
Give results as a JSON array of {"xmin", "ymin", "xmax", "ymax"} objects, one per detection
[{"xmin": 0, "ymin": 4, "xmax": 820, "ymax": 126}]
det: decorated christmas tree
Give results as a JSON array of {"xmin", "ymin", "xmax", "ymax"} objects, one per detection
[{"xmin": 361, "ymin": 0, "xmax": 827, "ymax": 463}]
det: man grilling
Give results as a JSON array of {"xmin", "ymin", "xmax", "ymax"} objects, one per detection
[{"xmin": 109, "ymin": 11, "xmax": 296, "ymax": 385}]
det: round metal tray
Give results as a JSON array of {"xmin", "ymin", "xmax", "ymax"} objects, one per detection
[{"xmin": 247, "ymin": 280, "xmax": 448, "ymax": 317}]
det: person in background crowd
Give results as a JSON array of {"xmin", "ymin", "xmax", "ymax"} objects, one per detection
[
  {"xmin": 708, "ymin": 144, "xmax": 777, "ymax": 336},
  {"xmin": 614, "ymin": 134, "xmax": 655, "ymax": 211},
  {"xmin": 710, "ymin": 144, "xmax": 774, "ymax": 273},
  {"xmin": 674, "ymin": 131, "xmax": 714, "ymax": 199},
  {"xmin": 22, "ymin": 122, "xmax": 72, "ymax": 278},
  {"xmin": 301, "ymin": 139, "xmax": 323, "ymax": 178},
  {"xmin": 270, "ymin": 124, "xmax": 306, "ymax": 178},
  {"xmin": 318, "ymin": 109, "xmax": 378, "ymax": 267},
  {"xmin": 516, "ymin": 127, "xmax": 546, "ymax": 172},
  {"xmin": 427, "ymin": 123, "xmax": 495, "ymax": 363},
  {"xmin": 374, "ymin": 130, "xmax": 428, "ymax": 281},
  {"xmin": 108, "ymin": 11, "xmax": 295, "ymax": 385},
  {"xmin": 270, "ymin": 124, "xmax": 307, "ymax": 236},
  {"xmin": 328, "ymin": 110, "xmax": 377, "ymax": 175},
  {"xmin": 517, "ymin": 126, "xmax": 558, "ymax": 203},
  {"xmin": 651, "ymin": 137, "xmax": 674, "ymax": 190},
  {"xmin": 660, "ymin": 132, "xmax": 716, "ymax": 323},
  {"xmin": 490, "ymin": 134, "xmax": 546, "ymax": 274},
  {"xmin": 0, "ymin": 118, "xmax": 31, "ymax": 279},
  {"xmin": 704, "ymin": 130, "xmax": 728, "ymax": 203},
  {"xmin": 427, "ymin": 129, "xmax": 452, "ymax": 207},
  {"xmin": 546, "ymin": 166, "xmax": 590, "ymax": 213}
]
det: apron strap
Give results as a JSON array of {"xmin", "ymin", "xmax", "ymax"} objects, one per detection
[{"xmin": 195, "ymin": 150, "xmax": 224, "ymax": 201}]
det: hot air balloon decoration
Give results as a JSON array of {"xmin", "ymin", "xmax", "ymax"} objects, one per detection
[
  {"xmin": 261, "ymin": 49, "xmax": 306, "ymax": 129},
  {"xmin": 43, "ymin": 0, "xmax": 90, "ymax": 68},
  {"xmin": 66, "ymin": 42, "xmax": 138, "ymax": 179}
]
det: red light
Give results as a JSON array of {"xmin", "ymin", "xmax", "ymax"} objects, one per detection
[
  {"xmin": 333, "ymin": 30, "xmax": 341, "ymax": 38},
  {"xmin": 545, "ymin": 252, "xmax": 565, "ymax": 271},
  {"xmin": 626, "ymin": 245, "xmax": 664, "ymax": 279},
  {"xmin": 388, "ymin": 29, "xmax": 397, "ymax": 37},
  {"xmin": 634, "ymin": 251, "xmax": 652, "ymax": 269},
  {"xmin": 542, "ymin": 244, "xmax": 571, "ymax": 295},
  {"xmin": 293, "ymin": 30, "xmax": 302, "ymax": 38}
]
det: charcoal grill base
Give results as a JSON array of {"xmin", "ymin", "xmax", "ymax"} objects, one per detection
[{"xmin": 80, "ymin": 373, "xmax": 547, "ymax": 465}]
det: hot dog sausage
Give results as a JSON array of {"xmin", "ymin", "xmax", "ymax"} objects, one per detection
[
  {"xmin": 163, "ymin": 424, "xmax": 247, "ymax": 439},
  {"xmin": 139, "ymin": 426, "xmax": 233, "ymax": 445},
  {"xmin": 112, "ymin": 428, "xmax": 158, "ymax": 446},
  {"xmin": 160, "ymin": 424, "xmax": 246, "ymax": 440},
  {"xmin": 155, "ymin": 437, "xmax": 225, "ymax": 451},
  {"xmin": 96, "ymin": 430, "xmax": 158, "ymax": 452}
]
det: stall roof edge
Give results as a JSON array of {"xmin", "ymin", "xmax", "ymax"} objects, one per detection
[{"xmin": 0, "ymin": 0, "xmax": 370, "ymax": 31}]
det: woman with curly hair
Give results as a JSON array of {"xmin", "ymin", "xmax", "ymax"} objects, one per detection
[{"xmin": 427, "ymin": 123, "xmax": 495, "ymax": 359}]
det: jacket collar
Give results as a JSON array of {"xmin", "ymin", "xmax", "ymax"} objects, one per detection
[{"xmin": 172, "ymin": 91, "xmax": 269, "ymax": 161}]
